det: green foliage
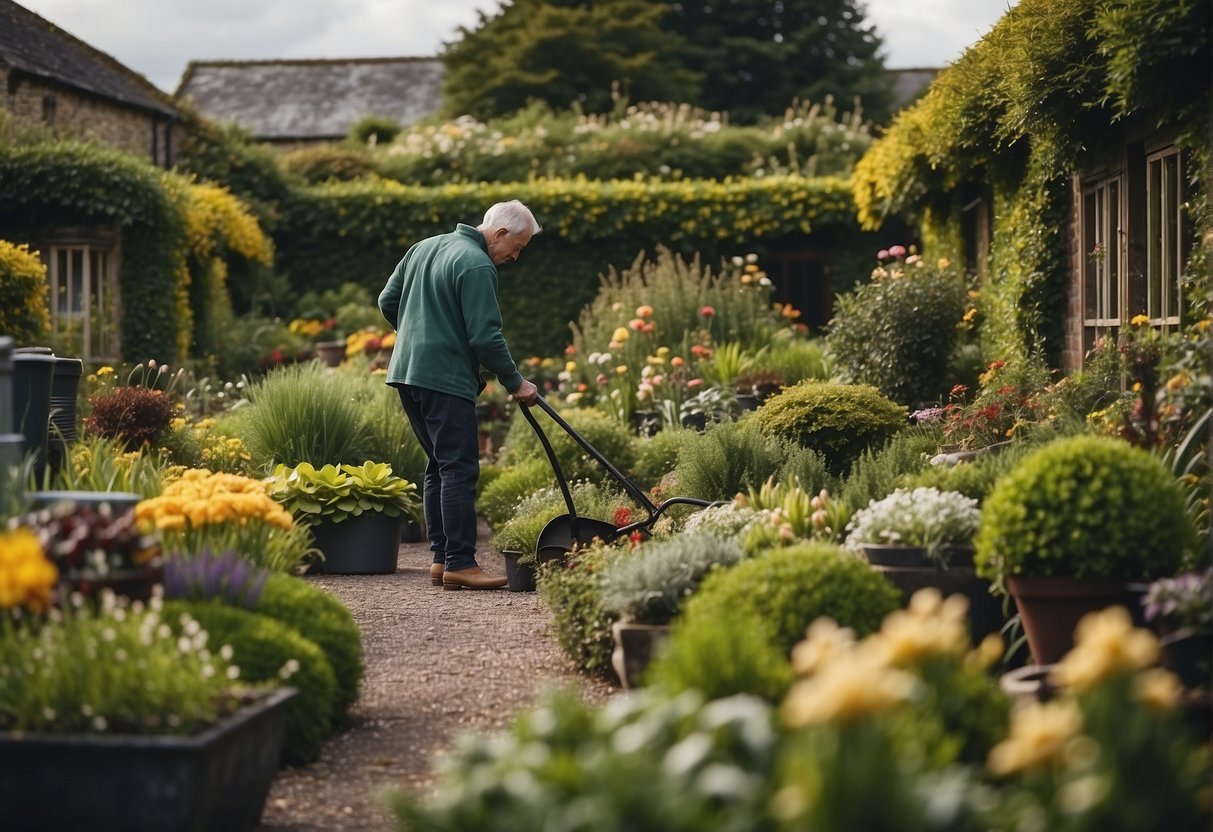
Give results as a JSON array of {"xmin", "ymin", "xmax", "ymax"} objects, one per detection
[
  {"xmin": 83, "ymin": 387, "xmax": 175, "ymax": 450},
  {"xmin": 599, "ymin": 532, "xmax": 745, "ymax": 625},
  {"xmin": 269, "ymin": 461, "xmax": 420, "ymax": 524},
  {"xmin": 759, "ymin": 334, "xmax": 831, "ymax": 386},
  {"xmin": 440, "ymin": 0, "xmax": 699, "ymax": 120},
  {"xmin": 491, "ymin": 480, "xmax": 623, "ymax": 563},
  {"xmin": 479, "ymin": 458, "xmax": 552, "ymax": 529},
  {"xmin": 348, "ymin": 115, "xmax": 402, "ymax": 146},
  {"xmin": 279, "ymin": 145, "xmax": 378, "ymax": 185},
  {"xmin": 975, "ymin": 435, "xmax": 1192, "ymax": 584},
  {"xmin": 238, "ymin": 361, "xmax": 371, "ymax": 468},
  {"xmin": 688, "ymin": 542, "xmax": 901, "ymax": 654},
  {"xmin": 779, "ymin": 446, "xmax": 834, "ymax": 499},
  {"xmin": 0, "ymin": 239, "xmax": 49, "ymax": 343},
  {"xmin": 900, "ymin": 441, "xmax": 1037, "ymax": 503},
  {"xmin": 274, "ymin": 175, "xmax": 856, "ymax": 357},
  {"xmin": 390, "ymin": 688, "xmax": 781, "ymax": 832},
  {"xmin": 647, "ymin": 612, "xmax": 793, "ymax": 702},
  {"xmin": 255, "ymin": 573, "xmax": 363, "ymax": 723},
  {"xmin": 827, "ymin": 257, "xmax": 970, "ymax": 407},
  {"xmin": 662, "ymin": 0, "xmax": 894, "ymax": 124},
  {"xmin": 174, "ymin": 118, "xmax": 295, "ymax": 217},
  {"xmin": 0, "ymin": 141, "xmax": 184, "ymax": 360},
  {"xmin": 537, "ymin": 545, "xmax": 622, "ymax": 679},
  {"xmin": 499, "ymin": 406, "xmax": 636, "ymax": 485},
  {"xmin": 891, "ymin": 657, "xmax": 1011, "ymax": 768},
  {"xmin": 756, "ymin": 381, "xmax": 908, "ymax": 475},
  {"xmin": 630, "ymin": 428, "xmax": 689, "ymax": 492},
  {"xmin": 838, "ymin": 425, "xmax": 941, "ymax": 512},
  {"xmin": 166, "ymin": 600, "xmax": 335, "ymax": 766},
  {"xmin": 49, "ymin": 435, "xmax": 165, "ymax": 496},
  {"xmin": 671, "ymin": 418, "xmax": 788, "ymax": 501},
  {"xmin": 349, "ymin": 373, "xmax": 427, "ymax": 487}
]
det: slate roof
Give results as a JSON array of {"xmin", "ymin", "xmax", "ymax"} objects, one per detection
[
  {"xmin": 175, "ymin": 58, "xmax": 444, "ymax": 142},
  {"xmin": 0, "ymin": 0, "xmax": 176, "ymax": 116}
]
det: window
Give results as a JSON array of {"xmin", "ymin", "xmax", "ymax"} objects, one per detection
[
  {"xmin": 40, "ymin": 242, "xmax": 120, "ymax": 364},
  {"xmin": 1146, "ymin": 148, "xmax": 1183, "ymax": 328},
  {"xmin": 1080, "ymin": 175, "xmax": 1124, "ymax": 354}
]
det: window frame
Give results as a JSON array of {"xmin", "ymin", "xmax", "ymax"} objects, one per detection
[
  {"xmin": 38, "ymin": 234, "xmax": 121, "ymax": 364},
  {"xmin": 1145, "ymin": 146, "xmax": 1184, "ymax": 330},
  {"xmin": 1079, "ymin": 173, "xmax": 1126, "ymax": 355}
]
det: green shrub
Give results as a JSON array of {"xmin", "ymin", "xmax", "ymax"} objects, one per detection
[
  {"xmin": 491, "ymin": 480, "xmax": 624, "ymax": 564},
  {"xmin": 780, "ymin": 445, "xmax": 834, "ymax": 497},
  {"xmin": 164, "ymin": 600, "xmax": 336, "ymax": 766},
  {"xmin": 350, "ymin": 372, "xmax": 427, "ymax": 487},
  {"xmin": 348, "ymin": 115, "xmax": 402, "ymax": 146},
  {"xmin": 254, "ymin": 573, "xmax": 363, "ymax": 724},
  {"xmin": 0, "ymin": 239, "xmax": 49, "ymax": 344},
  {"xmin": 499, "ymin": 406, "xmax": 636, "ymax": 485},
  {"xmin": 600, "ymin": 532, "xmax": 745, "ymax": 624},
  {"xmin": 671, "ymin": 418, "xmax": 788, "ymax": 501},
  {"xmin": 537, "ymin": 545, "xmax": 621, "ymax": 679},
  {"xmin": 84, "ymin": 387, "xmax": 175, "ymax": 450},
  {"xmin": 647, "ymin": 612, "xmax": 793, "ymax": 702},
  {"xmin": 279, "ymin": 145, "xmax": 378, "ymax": 184},
  {"xmin": 900, "ymin": 441, "xmax": 1036, "ymax": 503},
  {"xmin": 760, "ymin": 334, "xmax": 831, "ymax": 385},
  {"xmin": 975, "ymin": 435, "xmax": 1192, "ymax": 584},
  {"xmin": 630, "ymin": 428, "xmax": 689, "ymax": 492},
  {"xmin": 683, "ymin": 542, "xmax": 901, "ymax": 655},
  {"xmin": 479, "ymin": 458, "xmax": 552, "ymax": 529},
  {"xmin": 838, "ymin": 425, "xmax": 942, "ymax": 511},
  {"xmin": 390, "ymin": 687, "xmax": 781, "ymax": 832},
  {"xmin": 827, "ymin": 256, "xmax": 969, "ymax": 407},
  {"xmin": 757, "ymin": 381, "xmax": 908, "ymax": 475},
  {"xmin": 476, "ymin": 460, "xmax": 504, "ymax": 497},
  {"xmin": 239, "ymin": 361, "xmax": 370, "ymax": 468}
]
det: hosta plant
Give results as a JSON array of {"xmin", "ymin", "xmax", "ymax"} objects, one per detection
[{"xmin": 269, "ymin": 461, "xmax": 420, "ymax": 525}]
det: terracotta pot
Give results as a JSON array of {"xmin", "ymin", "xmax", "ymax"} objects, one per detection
[
  {"xmin": 1006, "ymin": 575, "xmax": 1141, "ymax": 665},
  {"xmin": 313, "ymin": 340, "xmax": 345, "ymax": 367}
]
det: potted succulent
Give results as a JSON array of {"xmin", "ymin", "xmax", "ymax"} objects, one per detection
[
  {"xmin": 0, "ymin": 527, "xmax": 294, "ymax": 832},
  {"xmin": 975, "ymin": 435, "xmax": 1191, "ymax": 665},
  {"xmin": 599, "ymin": 532, "xmax": 745, "ymax": 689},
  {"xmin": 845, "ymin": 486, "xmax": 1003, "ymax": 642},
  {"xmin": 269, "ymin": 461, "xmax": 420, "ymax": 574},
  {"xmin": 1142, "ymin": 568, "xmax": 1212, "ymax": 689}
]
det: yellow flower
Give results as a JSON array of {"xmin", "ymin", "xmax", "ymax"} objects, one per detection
[
  {"xmin": 1134, "ymin": 667, "xmax": 1182, "ymax": 711},
  {"xmin": 963, "ymin": 308, "xmax": 977, "ymax": 322},
  {"xmin": 565, "ymin": 361, "xmax": 578, "ymax": 373},
  {"xmin": 97, "ymin": 366, "xmax": 114, "ymax": 376},
  {"xmin": 783, "ymin": 653, "xmax": 916, "ymax": 726},
  {"xmin": 870, "ymin": 590, "xmax": 970, "ymax": 667},
  {"xmin": 615, "ymin": 365, "xmax": 629, "ymax": 375},
  {"xmin": 1051, "ymin": 607, "xmax": 1159, "ymax": 693},
  {"xmin": 987, "ymin": 700, "xmax": 1084, "ymax": 776},
  {"xmin": 612, "ymin": 327, "xmax": 630, "ymax": 342},
  {"xmin": 790, "ymin": 617, "xmax": 856, "ymax": 676},
  {"xmin": 0, "ymin": 527, "xmax": 58, "ymax": 612},
  {"xmin": 1130, "ymin": 314, "xmax": 1150, "ymax": 327}
]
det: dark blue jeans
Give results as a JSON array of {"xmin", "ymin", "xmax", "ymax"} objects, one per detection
[{"xmin": 395, "ymin": 385, "xmax": 480, "ymax": 572}]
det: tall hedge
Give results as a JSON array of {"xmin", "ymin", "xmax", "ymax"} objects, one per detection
[
  {"xmin": 274, "ymin": 175, "xmax": 858, "ymax": 356},
  {"xmin": 0, "ymin": 240, "xmax": 50, "ymax": 344}
]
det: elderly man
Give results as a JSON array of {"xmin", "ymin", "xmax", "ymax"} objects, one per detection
[{"xmin": 379, "ymin": 200, "xmax": 540, "ymax": 590}]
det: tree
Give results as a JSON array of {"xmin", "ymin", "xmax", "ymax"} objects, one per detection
[
  {"xmin": 440, "ymin": 0, "xmax": 700, "ymax": 119},
  {"xmin": 662, "ymin": 0, "xmax": 894, "ymax": 123}
]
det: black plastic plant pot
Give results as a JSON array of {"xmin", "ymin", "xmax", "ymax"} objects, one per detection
[
  {"xmin": 0, "ymin": 687, "xmax": 296, "ymax": 832},
  {"xmin": 502, "ymin": 550, "xmax": 537, "ymax": 592},
  {"xmin": 309, "ymin": 512, "xmax": 403, "ymax": 574}
]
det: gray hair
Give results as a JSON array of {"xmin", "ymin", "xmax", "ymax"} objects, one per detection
[{"xmin": 478, "ymin": 200, "xmax": 542, "ymax": 237}]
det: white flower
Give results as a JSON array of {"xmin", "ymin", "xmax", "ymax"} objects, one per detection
[{"xmin": 845, "ymin": 487, "xmax": 980, "ymax": 555}]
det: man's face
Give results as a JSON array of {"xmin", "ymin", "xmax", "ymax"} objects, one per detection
[{"xmin": 486, "ymin": 227, "xmax": 533, "ymax": 266}]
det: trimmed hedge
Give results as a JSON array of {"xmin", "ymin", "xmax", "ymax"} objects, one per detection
[{"xmin": 0, "ymin": 240, "xmax": 50, "ymax": 344}]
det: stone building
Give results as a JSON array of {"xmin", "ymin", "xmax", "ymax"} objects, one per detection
[{"xmin": 0, "ymin": 0, "xmax": 181, "ymax": 167}]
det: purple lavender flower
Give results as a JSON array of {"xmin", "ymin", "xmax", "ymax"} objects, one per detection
[{"xmin": 163, "ymin": 549, "xmax": 270, "ymax": 608}]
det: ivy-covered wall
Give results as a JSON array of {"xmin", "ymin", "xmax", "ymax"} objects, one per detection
[
  {"xmin": 274, "ymin": 175, "xmax": 860, "ymax": 356},
  {"xmin": 852, "ymin": 0, "xmax": 1211, "ymax": 365}
]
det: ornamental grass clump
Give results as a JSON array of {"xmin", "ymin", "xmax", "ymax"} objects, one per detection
[
  {"xmin": 671, "ymin": 418, "xmax": 788, "ymax": 502},
  {"xmin": 135, "ymin": 469, "xmax": 313, "ymax": 573},
  {"xmin": 845, "ymin": 487, "xmax": 981, "ymax": 564},
  {"xmin": 974, "ymin": 435, "xmax": 1192, "ymax": 585},
  {"xmin": 599, "ymin": 532, "xmax": 744, "ymax": 625}
]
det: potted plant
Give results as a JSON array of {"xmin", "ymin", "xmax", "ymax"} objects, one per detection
[
  {"xmin": 269, "ymin": 461, "xmax": 420, "ymax": 574},
  {"xmin": 0, "ymin": 527, "xmax": 294, "ymax": 832},
  {"xmin": 975, "ymin": 435, "xmax": 1191, "ymax": 665},
  {"xmin": 679, "ymin": 385, "xmax": 733, "ymax": 430},
  {"xmin": 599, "ymin": 532, "xmax": 745, "ymax": 688},
  {"xmin": 1142, "ymin": 568, "xmax": 1212, "ymax": 689}
]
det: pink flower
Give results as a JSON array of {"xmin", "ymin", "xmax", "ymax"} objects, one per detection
[
  {"xmin": 699, "ymin": 305, "xmax": 716, "ymax": 318},
  {"xmin": 629, "ymin": 318, "xmax": 645, "ymax": 331},
  {"xmin": 670, "ymin": 356, "xmax": 685, "ymax": 368},
  {"xmin": 635, "ymin": 305, "xmax": 654, "ymax": 318},
  {"xmin": 687, "ymin": 378, "xmax": 704, "ymax": 389},
  {"xmin": 889, "ymin": 245, "xmax": 907, "ymax": 258},
  {"xmin": 877, "ymin": 249, "xmax": 890, "ymax": 260},
  {"xmin": 641, "ymin": 322, "xmax": 656, "ymax": 334},
  {"xmin": 596, "ymin": 373, "xmax": 609, "ymax": 385}
]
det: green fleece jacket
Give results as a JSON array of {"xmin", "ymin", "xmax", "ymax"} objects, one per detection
[{"xmin": 378, "ymin": 224, "xmax": 523, "ymax": 401}]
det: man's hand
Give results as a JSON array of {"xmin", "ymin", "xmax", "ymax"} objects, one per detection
[{"xmin": 510, "ymin": 379, "xmax": 539, "ymax": 405}]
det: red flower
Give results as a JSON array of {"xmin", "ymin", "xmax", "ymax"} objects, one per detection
[
  {"xmin": 699, "ymin": 305, "xmax": 716, "ymax": 318},
  {"xmin": 613, "ymin": 507, "xmax": 633, "ymax": 527},
  {"xmin": 950, "ymin": 384, "xmax": 969, "ymax": 396},
  {"xmin": 629, "ymin": 530, "xmax": 645, "ymax": 548}
]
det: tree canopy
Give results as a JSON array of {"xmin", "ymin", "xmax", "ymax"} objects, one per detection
[{"xmin": 440, "ymin": 0, "xmax": 701, "ymax": 119}]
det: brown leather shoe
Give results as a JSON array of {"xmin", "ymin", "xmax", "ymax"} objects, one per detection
[
  {"xmin": 429, "ymin": 563, "xmax": 444, "ymax": 586},
  {"xmin": 442, "ymin": 566, "xmax": 507, "ymax": 591}
]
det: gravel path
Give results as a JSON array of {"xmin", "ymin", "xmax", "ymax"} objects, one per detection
[{"xmin": 257, "ymin": 523, "xmax": 616, "ymax": 832}]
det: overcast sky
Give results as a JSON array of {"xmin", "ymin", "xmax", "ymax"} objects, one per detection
[{"xmin": 18, "ymin": 0, "xmax": 1017, "ymax": 94}]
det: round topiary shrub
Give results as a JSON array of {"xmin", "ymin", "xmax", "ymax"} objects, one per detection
[
  {"xmin": 683, "ymin": 542, "xmax": 901, "ymax": 655},
  {"xmin": 974, "ymin": 435, "xmax": 1191, "ymax": 583},
  {"xmin": 165, "ymin": 600, "xmax": 336, "ymax": 766},
  {"xmin": 499, "ymin": 406, "xmax": 636, "ymax": 485},
  {"xmin": 755, "ymin": 381, "xmax": 907, "ymax": 475},
  {"xmin": 254, "ymin": 573, "xmax": 363, "ymax": 724},
  {"xmin": 0, "ymin": 239, "xmax": 50, "ymax": 344},
  {"xmin": 646, "ymin": 611, "xmax": 793, "ymax": 702}
]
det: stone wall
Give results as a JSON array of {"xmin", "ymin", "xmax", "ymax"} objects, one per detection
[{"xmin": 3, "ymin": 70, "xmax": 180, "ymax": 167}]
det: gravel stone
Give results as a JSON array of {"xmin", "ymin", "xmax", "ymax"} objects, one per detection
[{"xmin": 257, "ymin": 522, "xmax": 616, "ymax": 831}]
